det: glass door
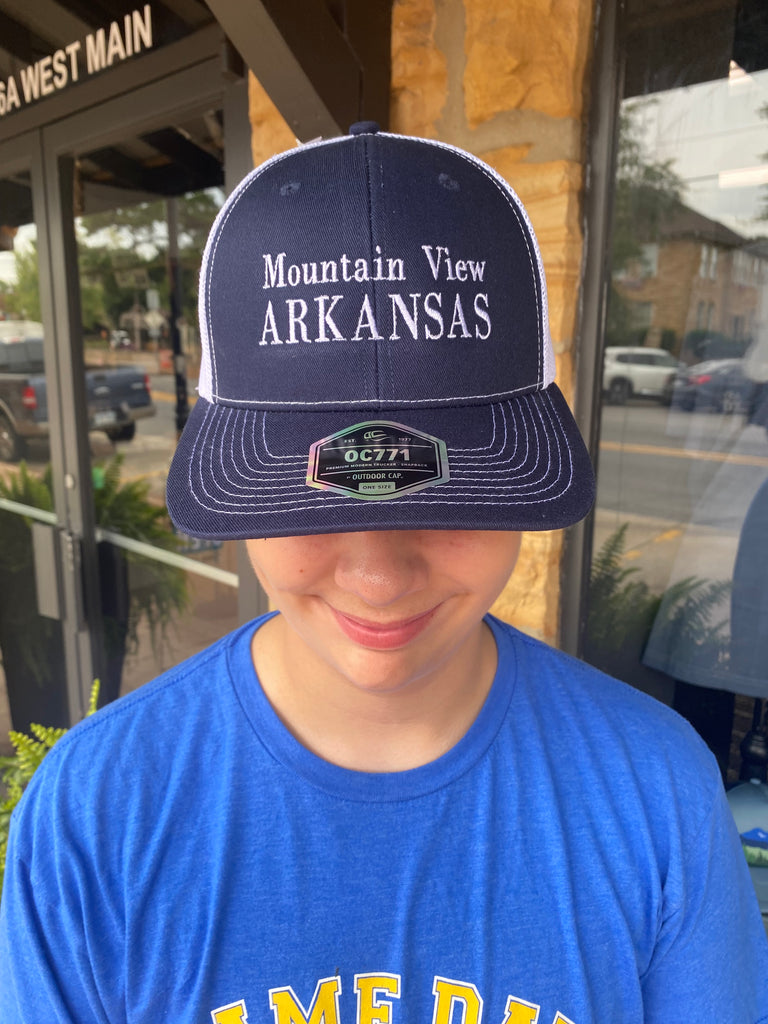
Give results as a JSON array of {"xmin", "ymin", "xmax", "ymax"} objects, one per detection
[
  {"xmin": 71, "ymin": 114, "xmax": 244, "ymax": 703},
  {"xmin": 41, "ymin": 65, "xmax": 259, "ymax": 708},
  {"xmin": 0, "ymin": 142, "xmax": 69, "ymax": 738},
  {"xmin": 0, "ymin": 63, "xmax": 259, "ymax": 740}
]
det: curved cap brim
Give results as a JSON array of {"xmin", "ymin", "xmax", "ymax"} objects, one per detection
[{"xmin": 166, "ymin": 384, "xmax": 595, "ymax": 539}]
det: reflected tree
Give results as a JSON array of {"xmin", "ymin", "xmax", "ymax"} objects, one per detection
[
  {"xmin": 607, "ymin": 102, "xmax": 685, "ymax": 349},
  {"xmin": 0, "ymin": 190, "xmax": 223, "ymax": 336}
]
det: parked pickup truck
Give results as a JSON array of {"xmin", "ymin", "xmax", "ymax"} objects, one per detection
[{"xmin": 0, "ymin": 337, "xmax": 155, "ymax": 462}]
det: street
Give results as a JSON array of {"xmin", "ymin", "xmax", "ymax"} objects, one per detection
[
  {"xmin": 592, "ymin": 398, "xmax": 768, "ymax": 594},
  {"xmin": 597, "ymin": 399, "xmax": 768, "ymax": 523}
]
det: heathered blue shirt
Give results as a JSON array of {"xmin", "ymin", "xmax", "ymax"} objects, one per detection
[{"xmin": 1, "ymin": 615, "xmax": 767, "ymax": 1023}]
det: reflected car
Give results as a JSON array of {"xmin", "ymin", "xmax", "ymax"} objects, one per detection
[
  {"xmin": 602, "ymin": 346, "xmax": 679, "ymax": 405},
  {"xmin": 0, "ymin": 337, "xmax": 155, "ymax": 461},
  {"xmin": 670, "ymin": 358, "xmax": 757, "ymax": 414}
]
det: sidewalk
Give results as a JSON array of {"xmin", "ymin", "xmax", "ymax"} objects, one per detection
[{"xmin": 591, "ymin": 506, "xmax": 742, "ymax": 595}]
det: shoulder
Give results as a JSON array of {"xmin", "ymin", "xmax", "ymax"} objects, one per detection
[
  {"xmin": 51, "ymin": 621, "xmax": 243, "ymax": 752},
  {"xmin": 493, "ymin": 613, "xmax": 705, "ymax": 736},
  {"xmin": 9, "ymin": 617, "xmax": 264, "ymax": 849},
  {"xmin": 489, "ymin": 618, "xmax": 739, "ymax": 906},
  {"xmin": 490, "ymin": 615, "xmax": 722, "ymax": 802}
]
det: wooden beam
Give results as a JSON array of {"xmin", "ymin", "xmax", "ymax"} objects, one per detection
[
  {"xmin": 204, "ymin": 0, "xmax": 361, "ymax": 140},
  {"xmin": 344, "ymin": 0, "xmax": 392, "ymax": 129},
  {"xmin": 140, "ymin": 128, "xmax": 223, "ymax": 185},
  {"xmin": 0, "ymin": 10, "xmax": 37, "ymax": 66},
  {"xmin": 0, "ymin": 0, "xmax": 90, "ymax": 49}
]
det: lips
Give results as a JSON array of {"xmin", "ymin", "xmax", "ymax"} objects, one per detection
[{"xmin": 331, "ymin": 606, "xmax": 439, "ymax": 650}]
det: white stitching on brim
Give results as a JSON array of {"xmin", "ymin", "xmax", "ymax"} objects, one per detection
[
  {"xmin": 180, "ymin": 390, "xmax": 575, "ymax": 515},
  {"xmin": 208, "ymin": 380, "xmax": 546, "ymax": 408},
  {"xmin": 187, "ymin": 396, "xmax": 564, "ymax": 502}
]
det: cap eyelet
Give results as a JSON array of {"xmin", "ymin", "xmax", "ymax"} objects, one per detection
[{"xmin": 439, "ymin": 173, "xmax": 460, "ymax": 191}]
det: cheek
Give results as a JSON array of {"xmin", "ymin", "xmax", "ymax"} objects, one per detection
[
  {"xmin": 436, "ymin": 531, "xmax": 522, "ymax": 568},
  {"xmin": 246, "ymin": 537, "xmax": 331, "ymax": 594},
  {"xmin": 441, "ymin": 533, "xmax": 522, "ymax": 599}
]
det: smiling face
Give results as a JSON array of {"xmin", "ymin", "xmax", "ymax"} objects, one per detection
[{"xmin": 245, "ymin": 530, "xmax": 523, "ymax": 701}]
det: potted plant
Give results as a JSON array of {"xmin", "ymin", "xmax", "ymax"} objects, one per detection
[
  {"xmin": 0, "ymin": 457, "xmax": 188, "ymax": 733},
  {"xmin": 0, "ymin": 682, "xmax": 99, "ymax": 894}
]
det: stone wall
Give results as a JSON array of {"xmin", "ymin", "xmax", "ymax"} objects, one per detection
[
  {"xmin": 248, "ymin": 74, "xmax": 297, "ymax": 168},
  {"xmin": 247, "ymin": 0, "xmax": 597, "ymax": 645},
  {"xmin": 392, "ymin": 0, "xmax": 595, "ymax": 645}
]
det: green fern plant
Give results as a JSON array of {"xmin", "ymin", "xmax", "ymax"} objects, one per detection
[
  {"xmin": 0, "ymin": 455, "xmax": 188, "ymax": 660},
  {"xmin": 90, "ymin": 454, "xmax": 189, "ymax": 656},
  {"xmin": 0, "ymin": 455, "xmax": 189, "ymax": 729},
  {"xmin": 646, "ymin": 575, "xmax": 732, "ymax": 670},
  {"xmin": 584, "ymin": 524, "xmax": 732, "ymax": 679},
  {"xmin": 584, "ymin": 523, "xmax": 661, "ymax": 660},
  {"xmin": 0, "ymin": 681, "xmax": 100, "ymax": 894}
]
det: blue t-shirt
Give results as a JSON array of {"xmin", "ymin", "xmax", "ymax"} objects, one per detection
[{"xmin": 1, "ymin": 615, "xmax": 767, "ymax": 1023}]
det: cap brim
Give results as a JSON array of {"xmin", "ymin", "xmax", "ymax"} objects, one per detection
[{"xmin": 166, "ymin": 385, "xmax": 595, "ymax": 539}]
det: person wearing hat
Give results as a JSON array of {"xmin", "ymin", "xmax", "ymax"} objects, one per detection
[{"xmin": 1, "ymin": 125, "xmax": 766, "ymax": 1023}]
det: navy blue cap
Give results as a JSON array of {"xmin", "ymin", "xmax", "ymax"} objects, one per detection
[
  {"xmin": 349, "ymin": 120, "xmax": 380, "ymax": 135},
  {"xmin": 166, "ymin": 129, "xmax": 595, "ymax": 538}
]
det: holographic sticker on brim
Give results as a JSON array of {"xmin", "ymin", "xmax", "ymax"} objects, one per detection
[{"xmin": 306, "ymin": 420, "xmax": 450, "ymax": 500}]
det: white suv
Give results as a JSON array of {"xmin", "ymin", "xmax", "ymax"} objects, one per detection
[{"xmin": 602, "ymin": 346, "xmax": 679, "ymax": 405}]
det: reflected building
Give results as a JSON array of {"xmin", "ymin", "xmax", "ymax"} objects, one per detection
[{"xmin": 613, "ymin": 201, "xmax": 768, "ymax": 366}]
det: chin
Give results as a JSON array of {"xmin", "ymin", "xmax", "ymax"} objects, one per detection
[{"xmin": 333, "ymin": 647, "xmax": 445, "ymax": 696}]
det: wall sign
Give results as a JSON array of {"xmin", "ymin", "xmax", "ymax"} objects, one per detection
[{"xmin": 0, "ymin": 5, "xmax": 154, "ymax": 119}]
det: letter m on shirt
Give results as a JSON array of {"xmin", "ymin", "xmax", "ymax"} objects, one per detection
[{"xmin": 270, "ymin": 977, "xmax": 342, "ymax": 1024}]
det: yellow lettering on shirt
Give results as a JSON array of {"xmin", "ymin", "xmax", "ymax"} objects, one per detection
[
  {"xmin": 216, "ymin": 973, "xmax": 577, "ymax": 1024},
  {"xmin": 270, "ymin": 977, "xmax": 342, "ymax": 1024},
  {"xmin": 431, "ymin": 976, "xmax": 483, "ymax": 1024},
  {"xmin": 501, "ymin": 996, "xmax": 540, "ymax": 1024},
  {"xmin": 212, "ymin": 999, "xmax": 249, "ymax": 1023},
  {"xmin": 355, "ymin": 973, "xmax": 401, "ymax": 1024}
]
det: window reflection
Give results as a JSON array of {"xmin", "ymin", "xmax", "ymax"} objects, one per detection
[
  {"xmin": 586, "ymin": 52, "xmax": 768, "ymax": 785},
  {"xmin": 0, "ymin": 206, "xmax": 69, "ymax": 737},
  {"xmin": 73, "ymin": 184, "xmax": 243, "ymax": 700}
]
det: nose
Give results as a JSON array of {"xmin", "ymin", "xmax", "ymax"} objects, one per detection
[{"xmin": 333, "ymin": 531, "xmax": 428, "ymax": 608}]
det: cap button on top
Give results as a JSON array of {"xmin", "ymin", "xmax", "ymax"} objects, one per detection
[{"xmin": 349, "ymin": 121, "xmax": 380, "ymax": 136}]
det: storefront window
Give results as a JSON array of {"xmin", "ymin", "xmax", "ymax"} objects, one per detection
[{"xmin": 584, "ymin": 4, "xmax": 768, "ymax": 786}]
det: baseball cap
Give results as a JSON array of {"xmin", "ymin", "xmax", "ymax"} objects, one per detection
[{"xmin": 166, "ymin": 123, "xmax": 595, "ymax": 539}]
